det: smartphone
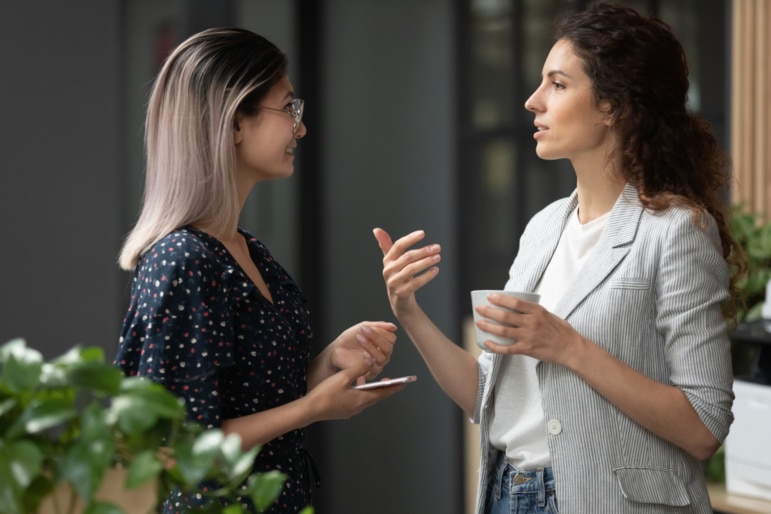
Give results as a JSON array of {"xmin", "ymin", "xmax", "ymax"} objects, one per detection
[{"xmin": 353, "ymin": 375, "xmax": 417, "ymax": 390}]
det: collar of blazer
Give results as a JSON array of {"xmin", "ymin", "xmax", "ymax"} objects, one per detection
[{"xmin": 510, "ymin": 183, "xmax": 644, "ymax": 321}]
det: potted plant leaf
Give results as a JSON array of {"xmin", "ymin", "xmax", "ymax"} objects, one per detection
[
  {"xmin": 0, "ymin": 338, "xmax": 309, "ymax": 514},
  {"xmin": 704, "ymin": 205, "xmax": 771, "ymax": 484},
  {"xmin": 730, "ymin": 204, "xmax": 771, "ymax": 323}
]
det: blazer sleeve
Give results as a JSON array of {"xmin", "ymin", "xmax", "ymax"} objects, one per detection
[
  {"xmin": 655, "ymin": 210, "xmax": 734, "ymax": 442},
  {"xmin": 472, "ymin": 351, "xmax": 494, "ymax": 424}
]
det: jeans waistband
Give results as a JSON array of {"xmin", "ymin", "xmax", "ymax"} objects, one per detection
[{"xmin": 492, "ymin": 452, "xmax": 556, "ymax": 505}]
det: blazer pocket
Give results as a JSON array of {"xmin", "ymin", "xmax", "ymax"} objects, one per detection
[
  {"xmin": 613, "ymin": 467, "xmax": 690, "ymax": 507},
  {"xmin": 608, "ymin": 277, "xmax": 650, "ymax": 290}
]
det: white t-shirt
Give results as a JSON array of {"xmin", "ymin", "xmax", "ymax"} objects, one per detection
[{"xmin": 489, "ymin": 206, "xmax": 608, "ymax": 468}]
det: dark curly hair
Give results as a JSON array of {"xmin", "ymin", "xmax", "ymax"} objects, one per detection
[{"xmin": 554, "ymin": 1, "xmax": 744, "ymax": 321}]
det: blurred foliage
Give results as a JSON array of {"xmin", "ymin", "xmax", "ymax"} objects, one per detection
[
  {"xmin": 730, "ymin": 204, "xmax": 771, "ymax": 322},
  {"xmin": 706, "ymin": 205, "xmax": 771, "ymax": 484},
  {"xmin": 0, "ymin": 338, "xmax": 313, "ymax": 514}
]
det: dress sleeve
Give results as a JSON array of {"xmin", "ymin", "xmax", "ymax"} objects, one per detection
[{"xmin": 117, "ymin": 233, "xmax": 235, "ymax": 427}]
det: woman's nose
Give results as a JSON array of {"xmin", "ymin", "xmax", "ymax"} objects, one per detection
[
  {"xmin": 295, "ymin": 120, "xmax": 307, "ymax": 139},
  {"xmin": 524, "ymin": 90, "xmax": 539, "ymax": 112}
]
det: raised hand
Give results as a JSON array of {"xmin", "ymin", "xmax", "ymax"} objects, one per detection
[{"xmin": 372, "ymin": 228, "xmax": 442, "ymax": 317}]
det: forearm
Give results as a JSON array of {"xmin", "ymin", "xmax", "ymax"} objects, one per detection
[
  {"xmin": 221, "ymin": 395, "xmax": 320, "ymax": 450},
  {"xmin": 396, "ymin": 305, "xmax": 479, "ymax": 416},
  {"xmin": 307, "ymin": 347, "xmax": 334, "ymax": 390},
  {"xmin": 568, "ymin": 336, "xmax": 720, "ymax": 460}
]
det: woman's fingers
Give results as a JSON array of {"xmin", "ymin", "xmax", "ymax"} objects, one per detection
[
  {"xmin": 372, "ymin": 227, "xmax": 395, "ymax": 255},
  {"xmin": 380, "ymin": 240, "xmax": 442, "ymax": 295},
  {"xmin": 377, "ymin": 229, "xmax": 439, "ymax": 274},
  {"xmin": 374, "ymin": 228, "xmax": 442, "ymax": 315},
  {"xmin": 390, "ymin": 247, "xmax": 441, "ymax": 280},
  {"xmin": 375, "ymin": 228, "xmax": 426, "ymax": 258},
  {"xmin": 356, "ymin": 323, "xmax": 398, "ymax": 378}
]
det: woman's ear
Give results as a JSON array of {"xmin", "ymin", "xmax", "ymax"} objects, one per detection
[
  {"xmin": 599, "ymin": 99, "xmax": 614, "ymax": 127},
  {"xmin": 233, "ymin": 114, "xmax": 244, "ymax": 145}
]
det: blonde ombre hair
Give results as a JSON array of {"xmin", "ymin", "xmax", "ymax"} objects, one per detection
[{"xmin": 119, "ymin": 28, "xmax": 287, "ymax": 270}]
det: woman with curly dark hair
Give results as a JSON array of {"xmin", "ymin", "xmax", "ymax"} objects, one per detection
[{"xmin": 373, "ymin": 2, "xmax": 740, "ymax": 513}]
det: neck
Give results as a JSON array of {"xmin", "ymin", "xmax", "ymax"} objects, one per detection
[
  {"xmin": 191, "ymin": 222, "xmax": 239, "ymax": 243},
  {"xmin": 574, "ymin": 166, "xmax": 626, "ymax": 224},
  {"xmin": 193, "ymin": 189, "xmax": 247, "ymax": 243},
  {"xmin": 236, "ymin": 173, "xmax": 257, "ymax": 217},
  {"xmin": 197, "ymin": 173, "xmax": 257, "ymax": 242}
]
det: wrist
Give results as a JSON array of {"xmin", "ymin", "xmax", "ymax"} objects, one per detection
[
  {"xmin": 393, "ymin": 298, "xmax": 423, "ymax": 323},
  {"xmin": 565, "ymin": 334, "xmax": 596, "ymax": 375},
  {"xmin": 298, "ymin": 391, "xmax": 323, "ymax": 426},
  {"xmin": 308, "ymin": 348, "xmax": 336, "ymax": 389}
]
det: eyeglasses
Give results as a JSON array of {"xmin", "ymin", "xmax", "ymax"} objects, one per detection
[{"xmin": 257, "ymin": 98, "xmax": 304, "ymax": 134}]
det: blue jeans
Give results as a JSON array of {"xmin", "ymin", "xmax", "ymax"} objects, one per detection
[{"xmin": 485, "ymin": 453, "xmax": 559, "ymax": 514}]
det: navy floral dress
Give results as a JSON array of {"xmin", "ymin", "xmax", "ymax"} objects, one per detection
[{"xmin": 115, "ymin": 226, "xmax": 314, "ymax": 513}]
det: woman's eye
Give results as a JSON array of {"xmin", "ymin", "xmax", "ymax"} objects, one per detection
[{"xmin": 553, "ymin": 82, "xmax": 566, "ymax": 90}]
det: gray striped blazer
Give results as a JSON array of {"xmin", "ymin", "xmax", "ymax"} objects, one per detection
[{"xmin": 473, "ymin": 183, "xmax": 734, "ymax": 513}]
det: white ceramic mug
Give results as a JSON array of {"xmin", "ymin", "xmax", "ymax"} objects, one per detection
[{"xmin": 470, "ymin": 290, "xmax": 541, "ymax": 350}]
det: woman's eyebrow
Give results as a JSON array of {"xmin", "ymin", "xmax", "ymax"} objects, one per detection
[{"xmin": 547, "ymin": 69, "xmax": 573, "ymax": 80}]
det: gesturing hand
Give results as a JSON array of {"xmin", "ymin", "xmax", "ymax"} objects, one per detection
[{"xmin": 372, "ymin": 228, "xmax": 442, "ymax": 317}]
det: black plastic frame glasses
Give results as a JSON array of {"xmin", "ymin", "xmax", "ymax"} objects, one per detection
[{"xmin": 257, "ymin": 98, "xmax": 304, "ymax": 134}]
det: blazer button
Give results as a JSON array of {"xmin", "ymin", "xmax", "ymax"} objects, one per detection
[{"xmin": 547, "ymin": 419, "xmax": 562, "ymax": 435}]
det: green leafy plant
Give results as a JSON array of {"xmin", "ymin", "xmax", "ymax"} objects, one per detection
[
  {"xmin": 0, "ymin": 338, "xmax": 311, "ymax": 514},
  {"xmin": 705, "ymin": 205, "xmax": 771, "ymax": 484},
  {"xmin": 730, "ymin": 204, "xmax": 771, "ymax": 322}
]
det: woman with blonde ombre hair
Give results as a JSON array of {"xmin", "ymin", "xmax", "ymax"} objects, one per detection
[{"xmin": 115, "ymin": 27, "xmax": 405, "ymax": 513}]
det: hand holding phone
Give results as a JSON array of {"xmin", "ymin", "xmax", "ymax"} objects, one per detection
[{"xmin": 353, "ymin": 375, "xmax": 417, "ymax": 390}]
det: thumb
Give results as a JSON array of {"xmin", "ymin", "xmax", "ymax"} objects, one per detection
[
  {"xmin": 372, "ymin": 227, "xmax": 393, "ymax": 256},
  {"xmin": 340, "ymin": 357, "xmax": 371, "ymax": 384},
  {"xmin": 362, "ymin": 320, "xmax": 398, "ymax": 332}
]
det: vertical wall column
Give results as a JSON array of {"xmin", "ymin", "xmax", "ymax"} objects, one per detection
[{"xmin": 731, "ymin": 0, "xmax": 771, "ymax": 219}]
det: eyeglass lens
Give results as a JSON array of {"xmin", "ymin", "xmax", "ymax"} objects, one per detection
[{"xmin": 292, "ymin": 99, "xmax": 304, "ymax": 133}]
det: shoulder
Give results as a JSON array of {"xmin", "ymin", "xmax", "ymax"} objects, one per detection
[
  {"xmin": 606, "ymin": 186, "xmax": 721, "ymax": 249},
  {"xmin": 639, "ymin": 204, "xmax": 721, "ymax": 246},
  {"xmin": 632, "ymin": 206, "xmax": 727, "ymax": 287},
  {"xmin": 142, "ymin": 228, "xmax": 215, "ymax": 260},
  {"xmin": 135, "ymin": 228, "xmax": 230, "ymax": 280}
]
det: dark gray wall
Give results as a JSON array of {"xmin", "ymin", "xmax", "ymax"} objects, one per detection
[
  {"xmin": 0, "ymin": 1, "xmax": 123, "ymax": 357},
  {"xmin": 315, "ymin": 1, "xmax": 462, "ymax": 513}
]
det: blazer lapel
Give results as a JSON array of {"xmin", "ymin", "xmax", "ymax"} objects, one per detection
[
  {"xmin": 553, "ymin": 183, "xmax": 643, "ymax": 320},
  {"xmin": 505, "ymin": 191, "xmax": 579, "ymax": 293}
]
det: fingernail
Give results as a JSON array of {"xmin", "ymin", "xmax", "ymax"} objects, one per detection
[
  {"xmin": 356, "ymin": 333, "xmax": 368, "ymax": 344},
  {"xmin": 363, "ymin": 352, "xmax": 375, "ymax": 364},
  {"xmin": 360, "ymin": 325, "xmax": 373, "ymax": 334}
]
